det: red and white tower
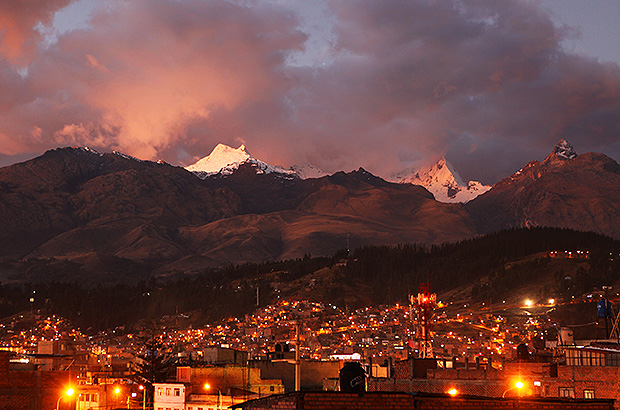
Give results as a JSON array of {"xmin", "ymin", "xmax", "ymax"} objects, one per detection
[{"xmin": 409, "ymin": 283, "xmax": 437, "ymax": 359}]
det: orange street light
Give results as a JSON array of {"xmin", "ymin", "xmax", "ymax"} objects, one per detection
[
  {"xmin": 56, "ymin": 388, "xmax": 74, "ymax": 410},
  {"xmin": 204, "ymin": 383, "xmax": 223, "ymax": 410},
  {"xmin": 447, "ymin": 388, "xmax": 458, "ymax": 396},
  {"xmin": 502, "ymin": 380, "xmax": 525, "ymax": 398}
]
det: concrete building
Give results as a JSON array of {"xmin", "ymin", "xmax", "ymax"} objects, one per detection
[
  {"xmin": 177, "ymin": 364, "xmax": 284, "ymax": 399},
  {"xmin": 154, "ymin": 383, "xmax": 186, "ymax": 410}
]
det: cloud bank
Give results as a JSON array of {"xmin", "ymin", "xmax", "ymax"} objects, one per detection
[{"xmin": 0, "ymin": 0, "xmax": 619, "ymax": 183}]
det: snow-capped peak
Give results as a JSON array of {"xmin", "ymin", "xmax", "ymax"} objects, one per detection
[
  {"xmin": 289, "ymin": 163, "xmax": 328, "ymax": 179},
  {"xmin": 185, "ymin": 143, "xmax": 298, "ymax": 179},
  {"xmin": 392, "ymin": 157, "xmax": 490, "ymax": 203},
  {"xmin": 185, "ymin": 144, "xmax": 252, "ymax": 176},
  {"xmin": 549, "ymin": 139, "xmax": 577, "ymax": 160},
  {"xmin": 185, "ymin": 143, "xmax": 329, "ymax": 180}
]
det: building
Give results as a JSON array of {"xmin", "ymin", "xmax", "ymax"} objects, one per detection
[
  {"xmin": 177, "ymin": 365, "xmax": 284, "ymax": 399},
  {"xmin": 369, "ymin": 344, "xmax": 620, "ymax": 406},
  {"xmin": 0, "ymin": 350, "xmax": 76, "ymax": 410},
  {"xmin": 154, "ymin": 383, "xmax": 186, "ymax": 410},
  {"xmin": 230, "ymin": 391, "xmax": 614, "ymax": 410}
]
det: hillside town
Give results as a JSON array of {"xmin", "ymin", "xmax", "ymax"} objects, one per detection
[{"xmin": 1, "ymin": 269, "xmax": 619, "ymax": 410}]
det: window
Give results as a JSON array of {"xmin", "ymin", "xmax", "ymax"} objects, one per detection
[
  {"xmin": 559, "ymin": 387, "xmax": 575, "ymax": 398},
  {"xmin": 166, "ymin": 388, "xmax": 171, "ymax": 396},
  {"xmin": 85, "ymin": 394, "xmax": 90, "ymax": 402},
  {"xmin": 93, "ymin": 393, "xmax": 98, "ymax": 402},
  {"xmin": 174, "ymin": 388, "xmax": 180, "ymax": 396},
  {"xmin": 157, "ymin": 387, "xmax": 163, "ymax": 396},
  {"xmin": 584, "ymin": 389, "xmax": 595, "ymax": 399},
  {"xmin": 270, "ymin": 386, "xmax": 274, "ymax": 392}
]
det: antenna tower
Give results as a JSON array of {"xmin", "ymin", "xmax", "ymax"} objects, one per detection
[{"xmin": 409, "ymin": 283, "xmax": 437, "ymax": 359}]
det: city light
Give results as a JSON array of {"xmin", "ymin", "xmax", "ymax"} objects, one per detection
[
  {"xmin": 56, "ymin": 388, "xmax": 75, "ymax": 410},
  {"xmin": 524, "ymin": 299, "xmax": 533, "ymax": 307},
  {"xmin": 447, "ymin": 388, "xmax": 458, "ymax": 396}
]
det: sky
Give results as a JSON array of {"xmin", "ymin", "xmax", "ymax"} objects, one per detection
[{"xmin": 0, "ymin": 0, "xmax": 619, "ymax": 184}]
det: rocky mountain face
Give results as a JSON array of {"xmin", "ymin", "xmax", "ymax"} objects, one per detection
[
  {"xmin": 2, "ymin": 140, "xmax": 620, "ymax": 283},
  {"xmin": 465, "ymin": 140, "xmax": 620, "ymax": 238},
  {"xmin": 0, "ymin": 147, "xmax": 475, "ymax": 281},
  {"xmin": 0, "ymin": 148, "xmax": 241, "ymax": 276}
]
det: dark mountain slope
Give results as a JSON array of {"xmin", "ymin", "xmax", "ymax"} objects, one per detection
[{"xmin": 466, "ymin": 141, "xmax": 620, "ymax": 239}]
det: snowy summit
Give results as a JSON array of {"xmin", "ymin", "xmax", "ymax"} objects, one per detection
[
  {"xmin": 185, "ymin": 143, "xmax": 326, "ymax": 180},
  {"xmin": 548, "ymin": 139, "xmax": 577, "ymax": 160},
  {"xmin": 393, "ymin": 157, "xmax": 490, "ymax": 203}
]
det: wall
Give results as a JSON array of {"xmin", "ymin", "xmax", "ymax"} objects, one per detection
[
  {"xmin": 0, "ymin": 351, "xmax": 76, "ymax": 410},
  {"xmin": 253, "ymin": 360, "xmax": 340, "ymax": 392},
  {"xmin": 232, "ymin": 391, "xmax": 615, "ymax": 410}
]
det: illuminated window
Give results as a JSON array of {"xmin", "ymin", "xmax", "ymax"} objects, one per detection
[
  {"xmin": 584, "ymin": 389, "xmax": 595, "ymax": 399},
  {"xmin": 559, "ymin": 387, "xmax": 575, "ymax": 398},
  {"xmin": 157, "ymin": 388, "xmax": 163, "ymax": 396}
]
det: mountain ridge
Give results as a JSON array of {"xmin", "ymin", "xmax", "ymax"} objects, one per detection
[{"xmin": 1, "ymin": 140, "xmax": 620, "ymax": 283}]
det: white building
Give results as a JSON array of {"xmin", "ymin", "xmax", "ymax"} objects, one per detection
[{"xmin": 154, "ymin": 383, "xmax": 186, "ymax": 410}]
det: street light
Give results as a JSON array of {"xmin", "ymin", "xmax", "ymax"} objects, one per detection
[
  {"xmin": 502, "ymin": 381, "xmax": 524, "ymax": 398},
  {"xmin": 139, "ymin": 385, "xmax": 146, "ymax": 410},
  {"xmin": 56, "ymin": 388, "xmax": 74, "ymax": 410},
  {"xmin": 447, "ymin": 388, "xmax": 458, "ymax": 396},
  {"xmin": 204, "ymin": 383, "xmax": 222, "ymax": 410}
]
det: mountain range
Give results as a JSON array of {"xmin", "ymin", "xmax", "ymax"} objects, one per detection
[
  {"xmin": 0, "ymin": 140, "xmax": 619, "ymax": 283},
  {"xmin": 185, "ymin": 143, "xmax": 488, "ymax": 203}
]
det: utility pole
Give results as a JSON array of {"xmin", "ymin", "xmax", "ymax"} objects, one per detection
[{"xmin": 295, "ymin": 321, "xmax": 301, "ymax": 391}]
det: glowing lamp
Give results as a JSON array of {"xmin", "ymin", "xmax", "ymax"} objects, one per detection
[
  {"xmin": 516, "ymin": 381, "xmax": 524, "ymax": 389},
  {"xmin": 66, "ymin": 388, "xmax": 75, "ymax": 396},
  {"xmin": 447, "ymin": 388, "xmax": 458, "ymax": 396}
]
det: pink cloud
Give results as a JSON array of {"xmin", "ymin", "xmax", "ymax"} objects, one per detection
[
  {"xmin": 0, "ymin": 0, "xmax": 619, "ymax": 183},
  {"xmin": 0, "ymin": 0, "xmax": 73, "ymax": 65}
]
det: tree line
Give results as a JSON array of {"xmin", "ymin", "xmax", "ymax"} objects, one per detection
[{"xmin": 0, "ymin": 227, "xmax": 618, "ymax": 332}]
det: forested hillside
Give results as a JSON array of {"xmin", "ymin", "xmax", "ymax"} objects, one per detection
[{"xmin": 0, "ymin": 228, "xmax": 618, "ymax": 331}]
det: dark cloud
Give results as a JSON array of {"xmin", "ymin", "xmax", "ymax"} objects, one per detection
[{"xmin": 0, "ymin": 0, "xmax": 619, "ymax": 184}]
